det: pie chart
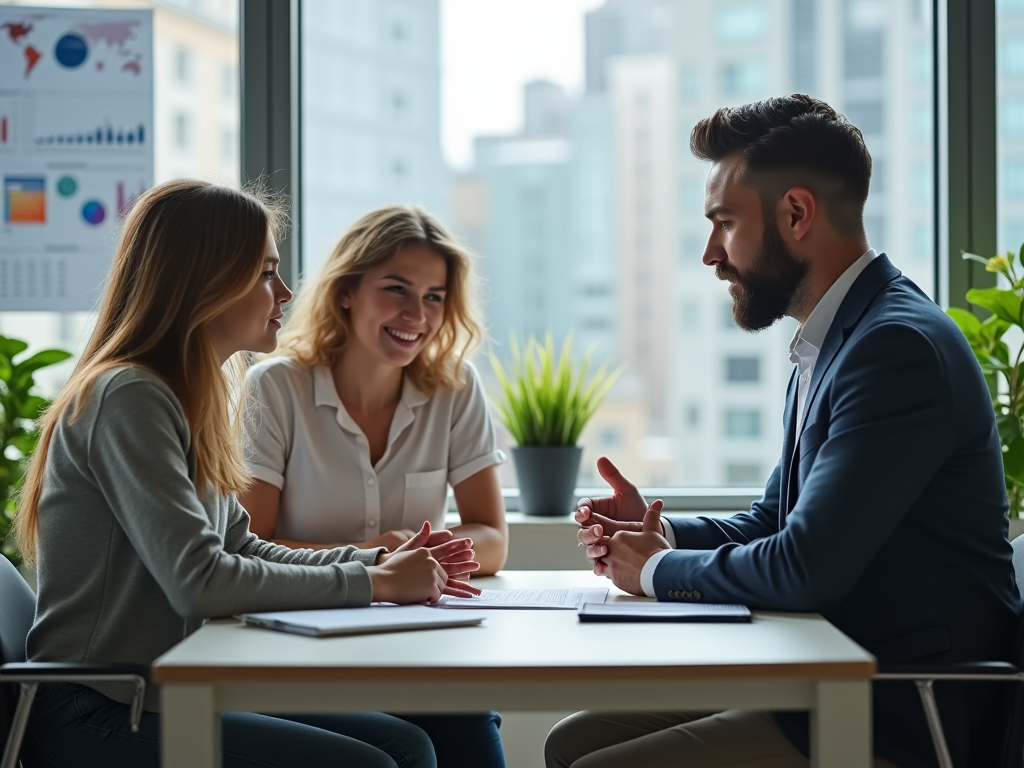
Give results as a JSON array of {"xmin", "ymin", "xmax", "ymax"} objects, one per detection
[{"xmin": 82, "ymin": 200, "xmax": 105, "ymax": 225}]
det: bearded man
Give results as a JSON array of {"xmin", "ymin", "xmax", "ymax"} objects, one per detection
[{"xmin": 544, "ymin": 95, "xmax": 1022, "ymax": 768}]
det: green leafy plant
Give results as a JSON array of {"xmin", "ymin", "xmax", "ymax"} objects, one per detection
[
  {"xmin": 947, "ymin": 247, "xmax": 1024, "ymax": 518},
  {"xmin": 488, "ymin": 332, "xmax": 623, "ymax": 446},
  {"xmin": 0, "ymin": 335, "xmax": 72, "ymax": 565}
]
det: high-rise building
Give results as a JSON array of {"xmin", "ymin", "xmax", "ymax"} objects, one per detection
[
  {"xmin": 999, "ymin": 1, "xmax": 1024, "ymax": 254},
  {"xmin": 470, "ymin": 82, "xmax": 617, "ymax": 366},
  {"xmin": 300, "ymin": 0, "xmax": 446, "ymax": 276},
  {"xmin": 661, "ymin": 0, "xmax": 936, "ymax": 485},
  {"xmin": 584, "ymin": 0, "xmax": 672, "ymax": 95}
]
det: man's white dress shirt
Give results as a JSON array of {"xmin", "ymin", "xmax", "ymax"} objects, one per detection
[{"xmin": 638, "ymin": 249, "xmax": 878, "ymax": 597}]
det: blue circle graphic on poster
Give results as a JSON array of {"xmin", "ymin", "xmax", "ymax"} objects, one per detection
[
  {"xmin": 82, "ymin": 200, "xmax": 105, "ymax": 226},
  {"xmin": 55, "ymin": 34, "xmax": 88, "ymax": 68}
]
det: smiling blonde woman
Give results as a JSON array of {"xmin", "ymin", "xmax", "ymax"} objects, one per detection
[{"xmin": 240, "ymin": 205, "xmax": 509, "ymax": 768}]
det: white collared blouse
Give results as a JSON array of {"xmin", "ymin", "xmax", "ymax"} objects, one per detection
[{"xmin": 243, "ymin": 358, "xmax": 505, "ymax": 544}]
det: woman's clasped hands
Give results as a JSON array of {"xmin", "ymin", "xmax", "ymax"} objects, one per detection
[{"xmin": 368, "ymin": 520, "xmax": 482, "ymax": 604}]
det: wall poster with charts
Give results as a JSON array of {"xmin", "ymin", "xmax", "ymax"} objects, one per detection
[{"xmin": 0, "ymin": 6, "xmax": 152, "ymax": 311}]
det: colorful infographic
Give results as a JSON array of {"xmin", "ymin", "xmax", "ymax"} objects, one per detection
[{"xmin": 0, "ymin": 7, "xmax": 153, "ymax": 311}]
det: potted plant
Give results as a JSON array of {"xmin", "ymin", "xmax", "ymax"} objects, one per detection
[
  {"xmin": 0, "ymin": 334, "xmax": 72, "ymax": 565},
  {"xmin": 947, "ymin": 246, "xmax": 1024, "ymax": 518},
  {"xmin": 489, "ymin": 332, "xmax": 622, "ymax": 516}
]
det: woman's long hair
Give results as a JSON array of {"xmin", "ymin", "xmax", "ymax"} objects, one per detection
[
  {"xmin": 277, "ymin": 205, "xmax": 483, "ymax": 394},
  {"xmin": 16, "ymin": 180, "xmax": 285, "ymax": 562}
]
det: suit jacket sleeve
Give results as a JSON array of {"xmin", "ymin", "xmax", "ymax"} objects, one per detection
[
  {"xmin": 653, "ymin": 322, "xmax": 954, "ymax": 609},
  {"xmin": 665, "ymin": 458, "xmax": 783, "ymax": 549}
]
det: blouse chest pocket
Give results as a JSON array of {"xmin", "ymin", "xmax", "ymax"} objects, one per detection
[{"xmin": 403, "ymin": 468, "xmax": 450, "ymax": 531}]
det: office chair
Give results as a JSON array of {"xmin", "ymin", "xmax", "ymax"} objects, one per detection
[
  {"xmin": 874, "ymin": 534, "xmax": 1024, "ymax": 768},
  {"xmin": 0, "ymin": 555, "xmax": 147, "ymax": 768}
]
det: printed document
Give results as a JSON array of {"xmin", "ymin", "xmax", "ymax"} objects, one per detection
[{"xmin": 434, "ymin": 587, "xmax": 609, "ymax": 609}]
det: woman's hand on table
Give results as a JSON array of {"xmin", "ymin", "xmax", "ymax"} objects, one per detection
[
  {"xmin": 376, "ymin": 521, "xmax": 483, "ymax": 597},
  {"xmin": 367, "ymin": 548, "xmax": 448, "ymax": 604}
]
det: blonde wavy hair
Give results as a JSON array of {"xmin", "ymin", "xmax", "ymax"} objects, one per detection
[
  {"xmin": 277, "ymin": 205, "xmax": 483, "ymax": 394},
  {"xmin": 16, "ymin": 179, "xmax": 285, "ymax": 562}
]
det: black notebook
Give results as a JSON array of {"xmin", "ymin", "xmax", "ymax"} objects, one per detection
[{"xmin": 578, "ymin": 601, "xmax": 752, "ymax": 623}]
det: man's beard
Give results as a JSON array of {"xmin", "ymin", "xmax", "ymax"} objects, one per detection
[{"xmin": 716, "ymin": 220, "xmax": 809, "ymax": 331}]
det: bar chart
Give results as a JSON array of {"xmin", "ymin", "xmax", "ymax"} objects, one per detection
[
  {"xmin": 0, "ymin": 94, "xmax": 16, "ymax": 147},
  {"xmin": 30, "ymin": 92, "xmax": 150, "ymax": 153},
  {"xmin": 34, "ymin": 122, "xmax": 145, "ymax": 147}
]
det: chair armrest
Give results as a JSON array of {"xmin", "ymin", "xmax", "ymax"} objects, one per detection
[
  {"xmin": 0, "ymin": 662, "xmax": 149, "ymax": 680},
  {"xmin": 876, "ymin": 661, "xmax": 1024, "ymax": 682},
  {"xmin": 0, "ymin": 662, "xmax": 149, "ymax": 733}
]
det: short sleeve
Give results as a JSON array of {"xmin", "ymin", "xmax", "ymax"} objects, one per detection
[
  {"xmin": 244, "ymin": 362, "xmax": 293, "ymax": 489},
  {"xmin": 447, "ymin": 363, "xmax": 506, "ymax": 487}
]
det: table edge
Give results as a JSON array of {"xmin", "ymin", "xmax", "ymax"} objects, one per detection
[{"xmin": 152, "ymin": 660, "xmax": 877, "ymax": 684}]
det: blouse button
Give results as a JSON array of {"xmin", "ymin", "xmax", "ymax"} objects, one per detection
[
  {"xmin": 367, "ymin": 477, "xmax": 376, "ymax": 486},
  {"xmin": 368, "ymin": 519, "xmax": 377, "ymax": 527}
]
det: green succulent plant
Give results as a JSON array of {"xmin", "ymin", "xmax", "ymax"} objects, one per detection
[{"xmin": 488, "ymin": 332, "xmax": 622, "ymax": 447}]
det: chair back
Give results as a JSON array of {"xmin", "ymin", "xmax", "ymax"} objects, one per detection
[
  {"xmin": 997, "ymin": 534, "xmax": 1024, "ymax": 768},
  {"xmin": 0, "ymin": 556, "xmax": 35, "ymax": 760},
  {"xmin": 0, "ymin": 557, "xmax": 34, "ymax": 667}
]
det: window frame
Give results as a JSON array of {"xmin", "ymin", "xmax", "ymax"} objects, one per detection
[{"xmin": 239, "ymin": 0, "xmax": 998, "ymax": 512}]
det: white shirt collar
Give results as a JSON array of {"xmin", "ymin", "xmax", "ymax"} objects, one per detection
[
  {"xmin": 789, "ymin": 248, "xmax": 878, "ymax": 361},
  {"xmin": 313, "ymin": 366, "xmax": 429, "ymax": 415}
]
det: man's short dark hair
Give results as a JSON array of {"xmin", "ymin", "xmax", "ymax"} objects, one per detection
[{"xmin": 690, "ymin": 94, "xmax": 872, "ymax": 237}]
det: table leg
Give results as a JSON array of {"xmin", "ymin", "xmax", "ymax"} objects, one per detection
[
  {"xmin": 161, "ymin": 684, "xmax": 220, "ymax": 768},
  {"xmin": 810, "ymin": 679, "xmax": 871, "ymax": 768}
]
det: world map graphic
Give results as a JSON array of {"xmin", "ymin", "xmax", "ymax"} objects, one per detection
[{"xmin": 1, "ymin": 16, "xmax": 143, "ymax": 79}]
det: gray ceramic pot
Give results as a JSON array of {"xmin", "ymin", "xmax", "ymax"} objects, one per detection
[{"xmin": 511, "ymin": 445, "xmax": 583, "ymax": 517}]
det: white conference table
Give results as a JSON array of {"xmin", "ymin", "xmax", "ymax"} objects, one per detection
[{"xmin": 153, "ymin": 570, "xmax": 876, "ymax": 768}]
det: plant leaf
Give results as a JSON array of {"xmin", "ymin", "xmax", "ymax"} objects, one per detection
[
  {"xmin": 1005, "ymin": 436, "xmax": 1024, "ymax": 487},
  {"xmin": 946, "ymin": 307, "xmax": 982, "ymax": 339},
  {"xmin": 966, "ymin": 287, "xmax": 1023, "ymax": 325}
]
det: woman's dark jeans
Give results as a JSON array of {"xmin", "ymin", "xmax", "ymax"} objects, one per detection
[{"xmin": 21, "ymin": 683, "xmax": 504, "ymax": 768}]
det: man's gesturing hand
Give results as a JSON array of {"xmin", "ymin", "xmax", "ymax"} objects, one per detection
[
  {"xmin": 595, "ymin": 500, "xmax": 670, "ymax": 595},
  {"xmin": 575, "ymin": 457, "xmax": 650, "ymax": 539}
]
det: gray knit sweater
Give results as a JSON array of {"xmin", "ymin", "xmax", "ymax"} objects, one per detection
[{"xmin": 27, "ymin": 366, "xmax": 383, "ymax": 711}]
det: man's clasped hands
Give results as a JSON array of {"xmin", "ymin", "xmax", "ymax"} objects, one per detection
[{"xmin": 576, "ymin": 456, "xmax": 672, "ymax": 596}]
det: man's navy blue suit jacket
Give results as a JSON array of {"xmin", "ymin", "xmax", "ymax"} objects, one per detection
[{"xmin": 658, "ymin": 254, "xmax": 1022, "ymax": 768}]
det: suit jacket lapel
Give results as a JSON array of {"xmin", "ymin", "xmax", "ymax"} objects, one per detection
[
  {"xmin": 797, "ymin": 253, "xmax": 902, "ymax": 445},
  {"xmin": 779, "ymin": 368, "xmax": 798, "ymax": 529}
]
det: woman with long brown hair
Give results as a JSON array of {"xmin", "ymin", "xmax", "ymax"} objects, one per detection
[
  {"xmin": 239, "ymin": 205, "xmax": 508, "ymax": 767},
  {"xmin": 16, "ymin": 180, "xmax": 477, "ymax": 768}
]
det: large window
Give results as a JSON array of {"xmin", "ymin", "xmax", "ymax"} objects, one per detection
[
  {"xmin": 297, "ymin": 0, "xmax": 936, "ymax": 489},
  {"xmin": 1000, "ymin": 0, "xmax": 1024, "ymax": 254},
  {"xmin": 0, "ymin": 0, "xmax": 962, "ymax": 497}
]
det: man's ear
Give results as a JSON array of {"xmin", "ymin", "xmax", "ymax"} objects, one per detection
[{"xmin": 779, "ymin": 187, "xmax": 816, "ymax": 242}]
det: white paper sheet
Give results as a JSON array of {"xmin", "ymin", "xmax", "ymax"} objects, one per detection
[{"xmin": 433, "ymin": 587, "xmax": 609, "ymax": 609}]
